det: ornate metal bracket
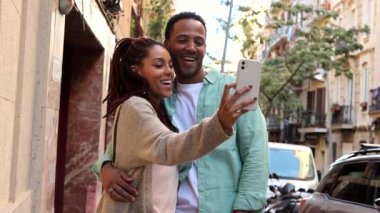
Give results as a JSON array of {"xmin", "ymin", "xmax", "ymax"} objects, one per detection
[{"xmin": 97, "ymin": 0, "xmax": 123, "ymax": 34}]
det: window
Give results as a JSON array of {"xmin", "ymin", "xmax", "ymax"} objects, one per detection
[
  {"xmin": 317, "ymin": 165, "xmax": 341, "ymax": 193},
  {"xmin": 347, "ymin": 9, "xmax": 356, "ymax": 28},
  {"xmin": 306, "ymin": 88, "xmax": 325, "ymax": 114},
  {"xmin": 269, "ymin": 148, "xmax": 316, "ymax": 180},
  {"xmin": 335, "ymin": 77, "xmax": 340, "ymax": 103},
  {"xmin": 332, "ymin": 142, "xmax": 337, "ymax": 162},
  {"xmin": 316, "ymin": 88, "xmax": 326, "ymax": 115},
  {"xmin": 330, "ymin": 163, "xmax": 369, "ymax": 204},
  {"xmin": 365, "ymin": 163, "xmax": 380, "ymax": 206},
  {"xmin": 296, "ymin": 12, "xmax": 302, "ymax": 28},
  {"xmin": 345, "ymin": 78, "xmax": 353, "ymax": 105},
  {"xmin": 336, "ymin": 10, "xmax": 342, "ymax": 26},
  {"xmin": 360, "ymin": 63, "xmax": 369, "ymax": 103},
  {"xmin": 307, "ymin": 91, "xmax": 315, "ymax": 112},
  {"xmin": 364, "ymin": 0, "xmax": 373, "ymax": 32}
]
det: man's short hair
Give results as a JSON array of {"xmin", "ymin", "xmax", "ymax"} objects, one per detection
[{"xmin": 164, "ymin": 12, "xmax": 207, "ymax": 40}]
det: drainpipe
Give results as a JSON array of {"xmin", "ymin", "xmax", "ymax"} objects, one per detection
[{"xmin": 325, "ymin": 70, "xmax": 334, "ymax": 165}]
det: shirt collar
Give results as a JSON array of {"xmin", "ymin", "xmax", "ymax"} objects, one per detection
[
  {"xmin": 203, "ymin": 69, "xmax": 219, "ymax": 84},
  {"xmin": 172, "ymin": 69, "xmax": 220, "ymax": 93}
]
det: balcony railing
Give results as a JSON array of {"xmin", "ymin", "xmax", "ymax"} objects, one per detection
[
  {"xmin": 332, "ymin": 105, "xmax": 352, "ymax": 124},
  {"xmin": 370, "ymin": 87, "xmax": 380, "ymax": 112},
  {"xmin": 269, "ymin": 26, "xmax": 296, "ymax": 48},
  {"xmin": 267, "ymin": 116, "xmax": 281, "ymax": 131},
  {"xmin": 284, "ymin": 123, "xmax": 300, "ymax": 143},
  {"xmin": 301, "ymin": 111, "xmax": 325, "ymax": 128}
]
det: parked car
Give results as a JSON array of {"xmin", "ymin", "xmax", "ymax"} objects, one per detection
[
  {"xmin": 267, "ymin": 142, "xmax": 319, "ymax": 198},
  {"xmin": 300, "ymin": 143, "xmax": 380, "ymax": 213}
]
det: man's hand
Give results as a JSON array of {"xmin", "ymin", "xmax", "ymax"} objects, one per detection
[{"xmin": 100, "ymin": 162, "xmax": 138, "ymax": 202}]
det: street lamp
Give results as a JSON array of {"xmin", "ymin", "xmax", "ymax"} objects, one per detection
[
  {"xmin": 221, "ymin": 0, "xmax": 233, "ymax": 73},
  {"xmin": 59, "ymin": 0, "xmax": 74, "ymax": 15}
]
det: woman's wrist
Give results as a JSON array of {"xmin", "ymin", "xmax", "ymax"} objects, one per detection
[
  {"xmin": 223, "ymin": 126, "xmax": 234, "ymax": 136},
  {"xmin": 217, "ymin": 111, "xmax": 234, "ymax": 136},
  {"xmin": 101, "ymin": 161, "xmax": 114, "ymax": 169}
]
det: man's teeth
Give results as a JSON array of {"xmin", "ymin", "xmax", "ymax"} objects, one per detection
[{"xmin": 183, "ymin": 56, "xmax": 196, "ymax": 61}]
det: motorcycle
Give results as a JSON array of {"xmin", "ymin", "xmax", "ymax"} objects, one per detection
[{"xmin": 265, "ymin": 179, "xmax": 313, "ymax": 213}]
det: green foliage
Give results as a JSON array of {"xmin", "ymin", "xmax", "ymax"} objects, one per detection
[
  {"xmin": 146, "ymin": 0, "xmax": 173, "ymax": 41},
  {"xmin": 237, "ymin": 5, "xmax": 262, "ymax": 59},
  {"xmin": 130, "ymin": 15, "xmax": 137, "ymax": 37},
  {"xmin": 239, "ymin": 0, "xmax": 369, "ymax": 117}
]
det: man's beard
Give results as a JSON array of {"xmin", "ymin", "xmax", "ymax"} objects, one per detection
[{"xmin": 172, "ymin": 55, "xmax": 203, "ymax": 79}]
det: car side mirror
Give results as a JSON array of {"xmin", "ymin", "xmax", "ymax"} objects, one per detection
[
  {"xmin": 317, "ymin": 170, "xmax": 322, "ymax": 181},
  {"xmin": 374, "ymin": 198, "xmax": 380, "ymax": 211}
]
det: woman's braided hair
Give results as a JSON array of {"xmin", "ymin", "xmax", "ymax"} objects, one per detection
[{"xmin": 104, "ymin": 37, "xmax": 174, "ymax": 130}]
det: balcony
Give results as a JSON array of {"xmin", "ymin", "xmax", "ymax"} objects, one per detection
[
  {"xmin": 331, "ymin": 105, "xmax": 354, "ymax": 130},
  {"xmin": 269, "ymin": 26, "xmax": 296, "ymax": 50},
  {"xmin": 370, "ymin": 87, "xmax": 380, "ymax": 114},
  {"xmin": 267, "ymin": 116, "xmax": 281, "ymax": 132},
  {"xmin": 266, "ymin": 115, "xmax": 301, "ymax": 142},
  {"xmin": 302, "ymin": 111, "xmax": 325, "ymax": 127},
  {"xmin": 284, "ymin": 123, "xmax": 300, "ymax": 143},
  {"xmin": 267, "ymin": 116, "xmax": 281, "ymax": 142},
  {"xmin": 298, "ymin": 111, "xmax": 327, "ymax": 134}
]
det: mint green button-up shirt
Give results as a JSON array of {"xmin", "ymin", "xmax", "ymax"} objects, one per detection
[{"xmin": 93, "ymin": 70, "xmax": 269, "ymax": 212}]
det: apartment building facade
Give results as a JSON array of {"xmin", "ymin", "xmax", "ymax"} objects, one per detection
[
  {"xmin": 294, "ymin": 0, "xmax": 380, "ymax": 177},
  {"xmin": 0, "ymin": 0, "xmax": 146, "ymax": 212},
  {"xmin": 265, "ymin": 0, "xmax": 328, "ymax": 163},
  {"xmin": 328, "ymin": 0, "xmax": 380, "ymax": 160},
  {"xmin": 265, "ymin": 0, "xmax": 380, "ymax": 175}
]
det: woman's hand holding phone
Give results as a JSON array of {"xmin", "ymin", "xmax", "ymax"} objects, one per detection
[
  {"xmin": 217, "ymin": 83, "xmax": 256, "ymax": 134},
  {"xmin": 235, "ymin": 59, "xmax": 262, "ymax": 111}
]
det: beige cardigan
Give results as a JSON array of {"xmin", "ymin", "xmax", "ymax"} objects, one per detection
[{"xmin": 98, "ymin": 96, "xmax": 230, "ymax": 213}]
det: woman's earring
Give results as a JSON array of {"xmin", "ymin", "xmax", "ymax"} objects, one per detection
[{"xmin": 131, "ymin": 66, "xmax": 142, "ymax": 77}]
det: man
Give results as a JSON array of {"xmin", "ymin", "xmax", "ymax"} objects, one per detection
[{"xmin": 93, "ymin": 12, "xmax": 269, "ymax": 213}]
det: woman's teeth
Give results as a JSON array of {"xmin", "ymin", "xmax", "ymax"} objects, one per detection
[{"xmin": 161, "ymin": 80, "xmax": 172, "ymax": 85}]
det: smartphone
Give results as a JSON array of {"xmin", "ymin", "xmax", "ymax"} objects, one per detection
[{"xmin": 235, "ymin": 59, "xmax": 262, "ymax": 110}]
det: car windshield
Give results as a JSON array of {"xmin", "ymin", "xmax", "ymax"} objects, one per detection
[{"xmin": 270, "ymin": 147, "xmax": 315, "ymax": 180}]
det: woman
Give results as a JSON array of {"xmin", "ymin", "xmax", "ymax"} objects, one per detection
[{"xmin": 98, "ymin": 37, "xmax": 254, "ymax": 212}]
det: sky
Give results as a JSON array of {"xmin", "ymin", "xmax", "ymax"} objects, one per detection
[{"xmin": 175, "ymin": 0, "xmax": 272, "ymax": 72}]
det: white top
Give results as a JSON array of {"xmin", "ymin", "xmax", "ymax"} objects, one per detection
[
  {"xmin": 172, "ymin": 82, "xmax": 203, "ymax": 132},
  {"xmin": 173, "ymin": 82, "xmax": 203, "ymax": 213},
  {"xmin": 151, "ymin": 164, "xmax": 178, "ymax": 213}
]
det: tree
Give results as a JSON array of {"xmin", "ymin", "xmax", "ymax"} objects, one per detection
[
  {"xmin": 146, "ymin": 0, "xmax": 173, "ymax": 42},
  {"xmin": 237, "ymin": 5, "xmax": 262, "ymax": 59},
  {"xmin": 239, "ymin": 0, "xmax": 369, "ymax": 117}
]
